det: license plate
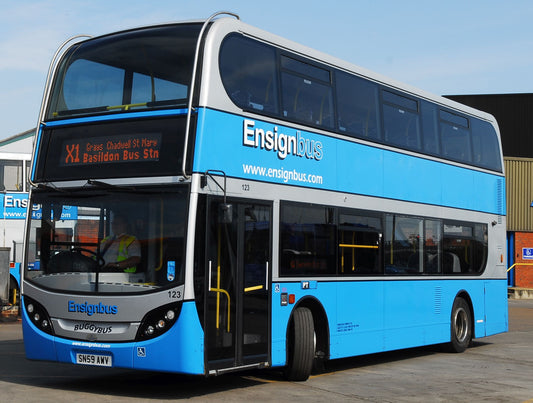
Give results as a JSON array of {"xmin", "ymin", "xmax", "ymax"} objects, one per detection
[{"xmin": 76, "ymin": 353, "xmax": 112, "ymax": 367}]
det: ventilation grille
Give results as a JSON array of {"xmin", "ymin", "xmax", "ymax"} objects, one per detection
[
  {"xmin": 434, "ymin": 286, "xmax": 442, "ymax": 315},
  {"xmin": 497, "ymin": 178, "xmax": 504, "ymax": 217}
]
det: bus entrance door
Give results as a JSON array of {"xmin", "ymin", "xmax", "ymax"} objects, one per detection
[{"xmin": 206, "ymin": 199, "xmax": 271, "ymax": 373}]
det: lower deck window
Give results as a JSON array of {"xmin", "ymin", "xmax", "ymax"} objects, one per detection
[
  {"xmin": 280, "ymin": 201, "xmax": 487, "ymax": 278},
  {"xmin": 384, "ymin": 216, "xmax": 442, "ymax": 275},
  {"xmin": 280, "ymin": 204, "xmax": 336, "ymax": 276},
  {"xmin": 338, "ymin": 213, "xmax": 381, "ymax": 275},
  {"xmin": 443, "ymin": 223, "xmax": 487, "ymax": 274}
]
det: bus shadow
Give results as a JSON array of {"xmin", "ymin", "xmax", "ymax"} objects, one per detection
[
  {"xmin": 0, "ymin": 332, "xmax": 265, "ymax": 400},
  {"xmin": 249, "ymin": 339, "xmax": 494, "ymax": 383},
  {"xmin": 49, "ymin": 370, "xmax": 267, "ymax": 399},
  {"xmin": 310, "ymin": 339, "xmax": 492, "ymax": 377},
  {"xmin": 0, "ymin": 332, "xmax": 494, "ymax": 400}
]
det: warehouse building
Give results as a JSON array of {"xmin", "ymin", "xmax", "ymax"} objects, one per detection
[{"xmin": 447, "ymin": 94, "xmax": 533, "ymax": 287}]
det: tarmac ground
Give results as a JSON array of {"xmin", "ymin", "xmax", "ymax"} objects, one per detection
[{"xmin": 0, "ymin": 298, "xmax": 533, "ymax": 402}]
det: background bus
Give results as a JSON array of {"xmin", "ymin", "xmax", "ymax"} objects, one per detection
[
  {"xmin": 22, "ymin": 13, "xmax": 507, "ymax": 381},
  {"xmin": 0, "ymin": 129, "xmax": 34, "ymax": 306}
]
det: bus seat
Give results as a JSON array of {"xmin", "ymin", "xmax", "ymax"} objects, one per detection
[{"xmin": 443, "ymin": 252, "xmax": 461, "ymax": 273}]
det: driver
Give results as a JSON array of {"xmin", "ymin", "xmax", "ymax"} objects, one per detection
[{"xmin": 101, "ymin": 214, "xmax": 141, "ymax": 272}]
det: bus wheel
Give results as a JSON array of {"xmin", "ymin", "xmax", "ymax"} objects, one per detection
[
  {"xmin": 449, "ymin": 297, "xmax": 472, "ymax": 353},
  {"xmin": 285, "ymin": 307, "xmax": 314, "ymax": 381}
]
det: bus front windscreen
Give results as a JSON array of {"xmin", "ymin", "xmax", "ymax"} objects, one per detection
[
  {"xmin": 46, "ymin": 24, "xmax": 201, "ymax": 119},
  {"xmin": 25, "ymin": 186, "xmax": 188, "ymax": 294}
]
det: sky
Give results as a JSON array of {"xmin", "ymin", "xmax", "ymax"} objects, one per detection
[{"xmin": 1, "ymin": 0, "xmax": 533, "ymax": 139}]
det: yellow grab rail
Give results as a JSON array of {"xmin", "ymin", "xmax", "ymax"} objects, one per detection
[
  {"xmin": 507, "ymin": 262, "xmax": 533, "ymax": 272},
  {"xmin": 106, "ymin": 102, "xmax": 147, "ymax": 111},
  {"xmin": 244, "ymin": 285, "xmax": 264, "ymax": 293},
  {"xmin": 339, "ymin": 244, "xmax": 379, "ymax": 249},
  {"xmin": 209, "ymin": 287, "xmax": 231, "ymax": 333}
]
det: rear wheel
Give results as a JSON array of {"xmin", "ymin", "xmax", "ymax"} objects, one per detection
[
  {"xmin": 449, "ymin": 297, "xmax": 472, "ymax": 353},
  {"xmin": 285, "ymin": 307, "xmax": 315, "ymax": 381}
]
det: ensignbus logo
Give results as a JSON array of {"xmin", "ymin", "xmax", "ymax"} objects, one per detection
[
  {"xmin": 242, "ymin": 119, "xmax": 323, "ymax": 161},
  {"xmin": 68, "ymin": 301, "xmax": 118, "ymax": 316}
]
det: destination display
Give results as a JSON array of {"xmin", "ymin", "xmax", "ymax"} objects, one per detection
[
  {"xmin": 59, "ymin": 133, "xmax": 162, "ymax": 167},
  {"xmin": 34, "ymin": 117, "xmax": 185, "ymax": 182}
]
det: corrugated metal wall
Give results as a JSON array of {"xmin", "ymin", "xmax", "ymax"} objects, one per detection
[{"xmin": 505, "ymin": 157, "xmax": 533, "ymax": 231}]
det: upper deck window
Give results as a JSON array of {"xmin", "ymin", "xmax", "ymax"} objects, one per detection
[
  {"xmin": 217, "ymin": 32, "xmax": 502, "ymax": 173},
  {"xmin": 47, "ymin": 24, "xmax": 201, "ymax": 120},
  {"xmin": 471, "ymin": 119, "xmax": 502, "ymax": 171},
  {"xmin": 335, "ymin": 71, "xmax": 380, "ymax": 140},
  {"xmin": 382, "ymin": 90, "xmax": 421, "ymax": 150},
  {"xmin": 219, "ymin": 34, "xmax": 279, "ymax": 114},
  {"xmin": 280, "ymin": 56, "xmax": 334, "ymax": 128},
  {"xmin": 281, "ymin": 56, "xmax": 330, "ymax": 82},
  {"xmin": 440, "ymin": 110, "xmax": 472, "ymax": 164}
]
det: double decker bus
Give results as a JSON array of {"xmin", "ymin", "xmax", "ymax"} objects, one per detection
[{"xmin": 22, "ymin": 12, "xmax": 507, "ymax": 381}]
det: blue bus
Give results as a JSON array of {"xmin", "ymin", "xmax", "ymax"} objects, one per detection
[
  {"xmin": 0, "ymin": 148, "xmax": 33, "ymax": 305},
  {"xmin": 1, "ymin": 190, "xmax": 27, "ymax": 305},
  {"xmin": 22, "ymin": 12, "xmax": 507, "ymax": 381}
]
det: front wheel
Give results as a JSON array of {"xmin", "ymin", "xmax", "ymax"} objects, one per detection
[
  {"xmin": 285, "ymin": 307, "xmax": 315, "ymax": 381},
  {"xmin": 449, "ymin": 297, "xmax": 472, "ymax": 353}
]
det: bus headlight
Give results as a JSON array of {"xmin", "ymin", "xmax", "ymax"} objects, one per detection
[
  {"xmin": 165, "ymin": 310, "xmax": 175, "ymax": 321},
  {"xmin": 23, "ymin": 296, "xmax": 54, "ymax": 336},
  {"xmin": 136, "ymin": 302, "xmax": 181, "ymax": 341}
]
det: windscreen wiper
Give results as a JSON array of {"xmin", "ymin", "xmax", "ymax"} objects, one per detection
[
  {"xmin": 35, "ymin": 182, "xmax": 70, "ymax": 193},
  {"xmin": 85, "ymin": 179, "xmax": 135, "ymax": 191}
]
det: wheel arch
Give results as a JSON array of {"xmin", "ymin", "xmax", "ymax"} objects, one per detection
[
  {"xmin": 8, "ymin": 274, "xmax": 20, "ymax": 306},
  {"xmin": 9, "ymin": 274, "xmax": 20, "ymax": 290},
  {"xmin": 286, "ymin": 296, "xmax": 330, "ymax": 362}
]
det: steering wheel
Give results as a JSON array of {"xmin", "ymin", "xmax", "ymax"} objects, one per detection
[{"xmin": 71, "ymin": 247, "xmax": 105, "ymax": 267}]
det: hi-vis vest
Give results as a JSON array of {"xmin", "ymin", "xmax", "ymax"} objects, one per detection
[{"xmin": 102, "ymin": 235, "xmax": 137, "ymax": 273}]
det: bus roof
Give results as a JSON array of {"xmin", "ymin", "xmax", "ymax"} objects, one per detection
[{"xmin": 205, "ymin": 16, "xmax": 497, "ymax": 124}]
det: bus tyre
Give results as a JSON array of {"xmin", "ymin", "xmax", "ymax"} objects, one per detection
[
  {"xmin": 285, "ymin": 307, "xmax": 315, "ymax": 381},
  {"xmin": 449, "ymin": 297, "xmax": 472, "ymax": 353}
]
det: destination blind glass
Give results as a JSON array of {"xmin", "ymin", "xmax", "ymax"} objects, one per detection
[
  {"xmin": 34, "ymin": 116, "xmax": 187, "ymax": 181},
  {"xmin": 60, "ymin": 133, "xmax": 162, "ymax": 166}
]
